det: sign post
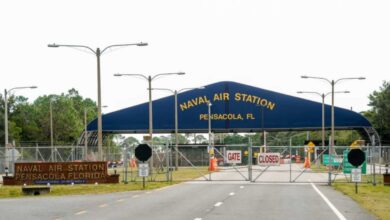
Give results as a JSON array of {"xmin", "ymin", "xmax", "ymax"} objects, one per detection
[
  {"xmin": 347, "ymin": 149, "xmax": 365, "ymax": 194},
  {"xmin": 135, "ymin": 144, "xmax": 152, "ymax": 189},
  {"xmin": 351, "ymin": 168, "xmax": 361, "ymax": 193},
  {"xmin": 138, "ymin": 163, "xmax": 149, "ymax": 189}
]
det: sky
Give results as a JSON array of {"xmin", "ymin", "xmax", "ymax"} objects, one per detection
[{"xmin": 1, "ymin": 0, "xmax": 389, "ymax": 115}]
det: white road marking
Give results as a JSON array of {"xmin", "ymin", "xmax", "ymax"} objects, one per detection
[
  {"xmin": 186, "ymin": 181, "xmax": 308, "ymax": 185},
  {"xmin": 145, "ymin": 191, "xmax": 152, "ymax": 194},
  {"xmin": 99, "ymin": 204, "xmax": 108, "ymax": 208},
  {"xmin": 194, "ymin": 218, "xmax": 202, "ymax": 220},
  {"xmin": 251, "ymin": 183, "xmax": 310, "ymax": 185},
  {"xmin": 240, "ymin": 186, "xmax": 244, "ymax": 189},
  {"xmin": 185, "ymin": 181, "xmax": 249, "ymax": 185},
  {"xmin": 132, "ymin": 195, "xmax": 140, "ymax": 198},
  {"xmin": 310, "ymin": 183, "xmax": 346, "ymax": 220},
  {"xmin": 74, "ymin": 210, "xmax": 87, "ymax": 215},
  {"xmin": 116, "ymin": 199, "xmax": 125, "ymax": 202},
  {"xmin": 214, "ymin": 202, "xmax": 223, "ymax": 207},
  {"xmin": 155, "ymin": 184, "xmax": 175, "ymax": 191},
  {"xmin": 229, "ymin": 192, "xmax": 235, "ymax": 196}
]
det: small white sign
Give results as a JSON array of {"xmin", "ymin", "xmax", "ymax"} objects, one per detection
[
  {"xmin": 138, "ymin": 163, "xmax": 149, "ymax": 177},
  {"xmin": 258, "ymin": 153, "xmax": 280, "ymax": 166},
  {"xmin": 226, "ymin": 150, "xmax": 242, "ymax": 164},
  {"xmin": 351, "ymin": 168, "xmax": 361, "ymax": 182}
]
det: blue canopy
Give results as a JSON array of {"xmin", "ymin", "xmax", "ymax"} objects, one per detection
[{"xmin": 87, "ymin": 81, "xmax": 372, "ymax": 134}]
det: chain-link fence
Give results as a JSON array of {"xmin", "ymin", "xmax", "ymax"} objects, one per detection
[
  {"xmin": 2, "ymin": 143, "xmax": 389, "ymax": 185},
  {"xmin": 0, "ymin": 146, "xmax": 85, "ymax": 174},
  {"xmin": 116, "ymin": 142, "xmax": 390, "ymax": 184}
]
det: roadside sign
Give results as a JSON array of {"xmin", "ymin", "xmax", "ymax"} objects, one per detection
[
  {"xmin": 138, "ymin": 163, "xmax": 149, "ymax": 177},
  {"xmin": 323, "ymin": 154, "xmax": 342, "ymax": 166},
  {"xmin": 226, "ymin": 150, "xmax": 242, "ymax": 164},
  {"xmin": 135, "ymin": 144, "xmax": 152, "ymax": 162},
  {"xmin": 347, "ymin": 149, "xmax": 365, "ymax": 167},
  {"xmin": 351, "ymin": 168, "xmax": 361, "ymax": 182},
  {"xmin": 307, "ymin": 141, "xmax": 315, "ymax": 153},
  {"xmin": 343, "ymin": 150, "xmax": 366, "ymax": 174},
  {"xmin": 258, "ymin": 153, "xmax": 280, "ymax": 166},
  {"xmin": 207, "ymin": 146, "xmax": 214, "ymax": 155}
]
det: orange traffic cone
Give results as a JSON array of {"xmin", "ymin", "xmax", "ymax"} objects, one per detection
[
  {"xmin": 208, "ymin": 158, "xmax": 219, "ymax": 171},
  {"xmin": 130, "ymin": 159, "xmax": 137, "ymax": 168},
  {"xmin": 208, "ymin": 158, "xmax": 214, "ymax": 171},
  {"xmin": 213, "ymin": 158, "xmax": 219, "ymax": 171},
  {"xmin": 304, "ymin": 157, "xmax": 311, "ymax": 168}
]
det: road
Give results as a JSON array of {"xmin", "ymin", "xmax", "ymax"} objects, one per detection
[{"xmin": 0, "ymin": 180, "xmax": 375, "ymax": 220}]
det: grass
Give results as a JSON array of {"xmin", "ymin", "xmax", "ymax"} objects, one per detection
[
  {"xmin": 310, "ymin": 164, "xmax": 329, "ymax": 173},
  {"xmin": 111, "ymin": 166, "xmax": 209, "ymax": 182},
  {"xmin": 0, "ymin": 182, "xmax": 172, "ymax": 198},
  {"xmin": 0, "ymin": 166, "xmax": 209, "ymax": 199},
  {"xmin": 333, "ymin": 175, "xmax": 390, "ymax": 220}
]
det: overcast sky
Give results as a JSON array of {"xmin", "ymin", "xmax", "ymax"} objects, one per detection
[{"xmin": 1, "ymin": 0, "xmax": 389, "ymax": 114}]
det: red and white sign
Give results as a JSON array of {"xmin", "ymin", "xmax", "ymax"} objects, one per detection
[
  {"xmin": 226, "ymin": 150, "xmax": 242, "ymax": 164},
  {"xmin": 258, "ymin": 153, "xmax": 280, "ymax": 166}
]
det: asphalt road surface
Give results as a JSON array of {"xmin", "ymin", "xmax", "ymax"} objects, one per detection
[{"xmin": 0, "ymin": 180, "xmax": 375, "ymax": 220}]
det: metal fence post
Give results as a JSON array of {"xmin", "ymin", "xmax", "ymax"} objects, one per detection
[
  {"xmin": 124, "ymin": 145, "xmax": 129, "ymax": 184},
  {"xmin": 328, "ymin": 136, "xmax": 332, "ymax": 186},
  {"xmin": 166, "ymin": 143, "xmax": 170, "ymax": 182},
  {"xmin": 35, "ymin": 143, "xmax": 38, "ymax": 161},
  {"xmin": 248, "ymin": 138, "xmax": 253, "ymax": 182},
  {"xmin": 289, "ymin": 138, "xmax": 292, "ymax": 183},
  {"xmin": 372, "ymin": 135, "xmax": 376, "ymax": 186}
]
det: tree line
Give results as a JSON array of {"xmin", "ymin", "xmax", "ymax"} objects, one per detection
[{"xmin": 0, "ymin": 89, "xmax": 97, "ymax": 147}]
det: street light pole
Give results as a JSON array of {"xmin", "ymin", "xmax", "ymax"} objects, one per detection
[
  {"xmin": 4, "ymin": 89, "xmax": 8, "ymax": 149},
  {"xmin": 84, "ymin": 105, "xmax": 107, "ymax": 161},
  {"xmin": 208, "ymin": 101, "xmax": 212, "ymax": 151},
  {"xmin": 4, "ymin": 86, "xmax": 37, "ymax": 172},
  {"xmin": 152, "ymin": 86, "xmax": 205, "ymax": 170},
  {"xmin": 148, "ymin": 76, "xmax": 153, "ymax": 148},
  {"xmin": 174, "ymin": 90, "xmax": 178, "ymax": 170},
  {"xmin": 208, "ymin": 101, "xmax": 213, "ymax": 181},
  {"xmin": 48, "ymin": 42, "xmax": 147, "ymax": 160},
  {"xmin": 114, "ymin": 72, "xmax": 185, "ymax": 172},
  {"xmin": 50, "ymin": 99, "xmax": 54, "ymax": 161},
  {"xmin": 297, "ymin": 91, "xmax": 350, "ymax": 149},
  {"xmin": 84, "ymin": 108, "xmax": 88, "ymax": 161},
  {"xmin": 301, "ymin": 76, "xmax": 365, "ymax": 185}
]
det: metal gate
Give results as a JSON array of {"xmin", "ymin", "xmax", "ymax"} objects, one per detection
[{"xmin": 167, "ymin": 142, "xmax": 388, "ymax": 184}]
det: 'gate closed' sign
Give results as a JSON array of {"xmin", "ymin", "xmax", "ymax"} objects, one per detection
[
  {"xmin": 226, "ymin": 150, "xmax": 242, "ymax": 164},
  {"xmin": 258, "ymin": 153, "xmax": 280, "ymax": 166}
]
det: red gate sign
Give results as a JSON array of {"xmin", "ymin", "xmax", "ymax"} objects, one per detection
[
  {"xmin": 226, "ymin": 150, "xmax": 242, "ymax": 164},
  {"xmin": 258, "ymin": 153, "xmax": 280, "ymax": 166}
]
